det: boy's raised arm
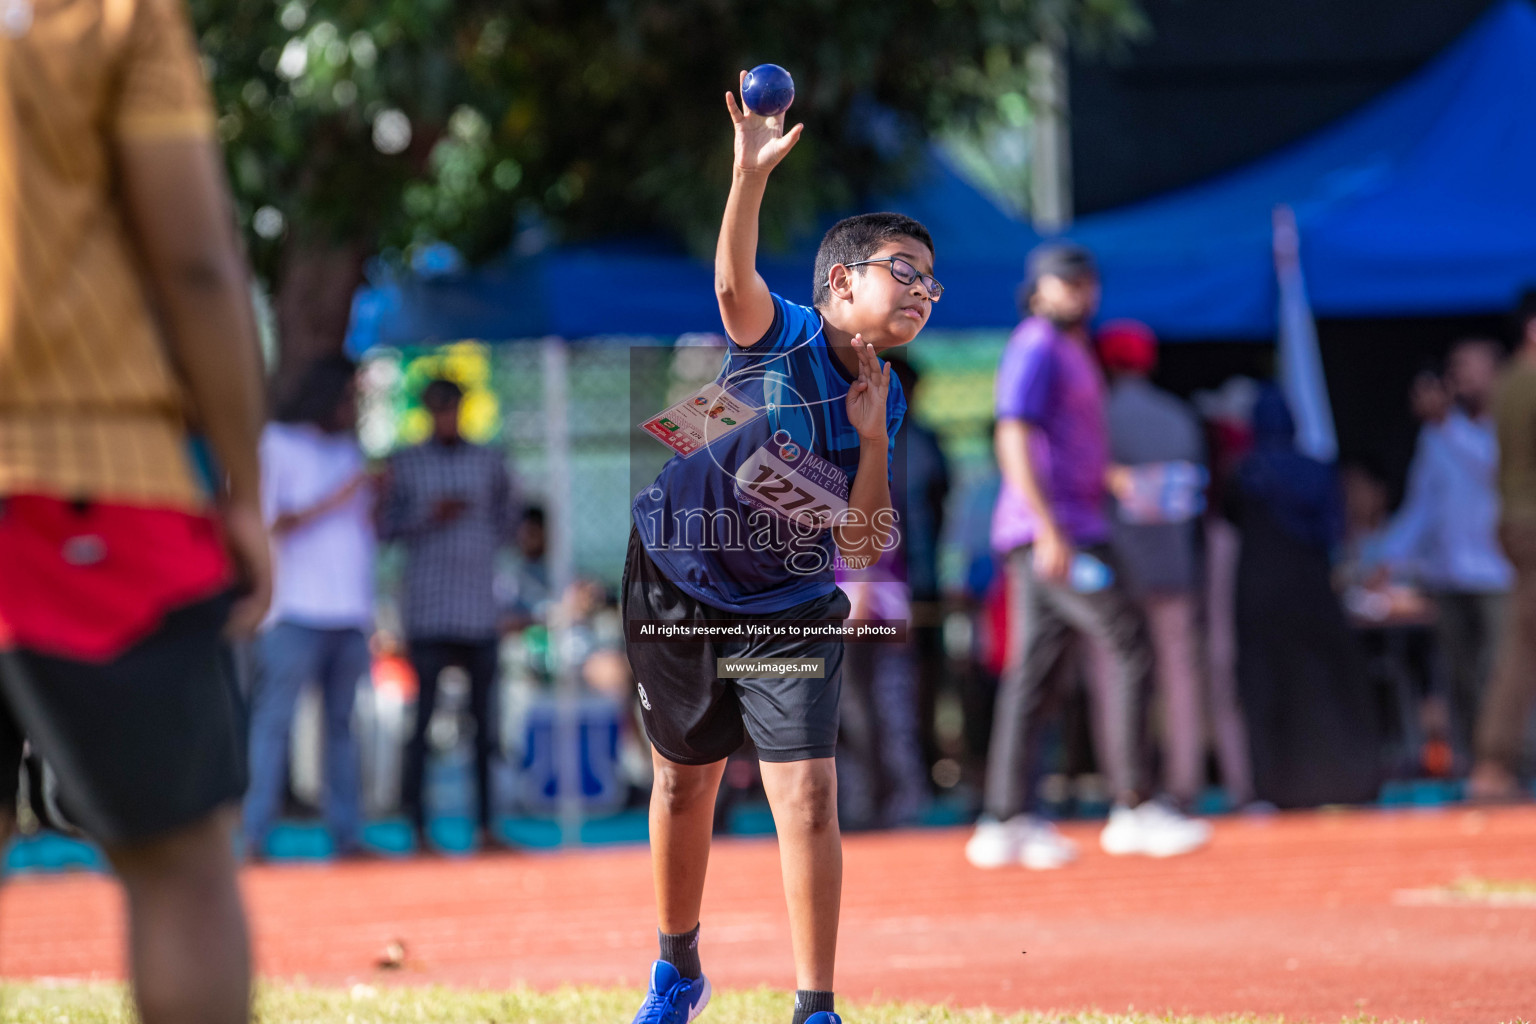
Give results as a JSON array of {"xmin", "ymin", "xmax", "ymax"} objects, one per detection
[{"xmin": 715, "ymin": 71, "xmax": 803, "ymax": 347}]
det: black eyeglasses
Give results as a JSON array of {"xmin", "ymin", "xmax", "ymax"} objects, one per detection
[{"xmin": 844, "ymin": 256, "xmax": 944, "ymax": 301}]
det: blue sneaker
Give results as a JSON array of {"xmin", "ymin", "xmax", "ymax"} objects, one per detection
[
  {"xmin": 631, "ymin": 960, "xmax": 711, "ymax": 1024},
  {"xmin": 804, "ymin": 1013, "xmax": 842, "ymax": 1024}
]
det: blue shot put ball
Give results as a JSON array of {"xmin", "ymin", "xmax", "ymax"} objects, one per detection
[{"xmin": 742, "ymin": 64, "xmax": 795, "ymax": 117}]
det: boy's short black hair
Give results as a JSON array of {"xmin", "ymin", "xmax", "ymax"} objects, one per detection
[{"xmin": 813, "ymin": 212, "xmax": 934, "ymax": 309}]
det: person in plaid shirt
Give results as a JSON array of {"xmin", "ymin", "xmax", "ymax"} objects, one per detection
[{"xmin": 378, "ymin": 379, "xmax": 519, "ymax": 853}]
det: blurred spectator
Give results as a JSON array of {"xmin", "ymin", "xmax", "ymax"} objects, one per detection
[
  {"xmin": 0, "ymin": 2, "xmax": 268, "ymax": 1020},
  {"xmin": 1338, "ymin": 457, "xmax": 1444, "ymax": 776},
  {"xmin": 1095, "ymin": 321, "xmax": 1210, "ymax": 811},
  {"xmin": 1337, "ymin": 459, "xmax": 1400, "ymax": 596},
  {"xmin": 1195, "ymin": 378, "xmax": 1259, "ymax": 808},
  {"xmin": 948, "ymin": 448, "xmax": 1005, "ymax": 781},
  {"xmin": 1340, "ymin": 461, "xmax": 1393, "ymax": 569},
  {"xmin": 1409, "ymin": 367, "xmax": 1452, "ymax": 428},
  {"xmin": 1472, "ymin": 291, "xmax": 1536, "ymax": 800},
  {"xmin": 499, "ymin": 505, "xmax": 552, "ymax": 632},
  {"xmin": 378, "ymin": 379, "xmax": 519, "ymax": 852},
  {"xmin": 557, "ymin": 578, "xmax": 649, "ymax": 806},
  {"xmin": 836, "ymin": 554, "xmax": 930, "ymax": 829},
  {"xmin": 888, "ymin": 358, "xmax": 951, "ymax": 784},
  {"xmin": 967, "ymin": 243, "xmax": 1209, "ymax": 870},
  {"xmin": 1227, "ymin": 385, "xmax": 1380, "ymax": 808},
  {"xmin": 244, "ymin": 357, "xmax": 375, "ymax": 859},
  {"xmin": 1369, "ymin": 341, "xmax": 1510, "ymax": 769},
  {"xmin": 558, "ymin": 578, "xmax": 625, "ymax": 681}
]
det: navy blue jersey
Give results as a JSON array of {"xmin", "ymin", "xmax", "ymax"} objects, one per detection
[{"xmin": 633, "ymin": 295, "xmax": 906, "ymax": 613}]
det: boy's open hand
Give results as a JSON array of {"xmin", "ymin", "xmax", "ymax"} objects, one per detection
[
  {"xmin": 726, "ymin": 70, "xmax": 803, "ymax": 174},
  {"xmin": 846, "ymin": 334, "xmax": 891, "ymax": 444}
]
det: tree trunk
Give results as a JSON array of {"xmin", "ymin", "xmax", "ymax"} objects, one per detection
[{"xmin": 271, "ymin": 235, "xmax": 369, "ymax": 410}]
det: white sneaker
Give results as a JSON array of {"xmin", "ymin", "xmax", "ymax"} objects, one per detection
[
  {"xmin": 1018, "ymin": 818, "xmax": 1079, "ymax": 869},
  {"xmin": 1099, "ymin": 805, "xmax": 1144, "ymax": 855},
  {"xmin": 1099, "ymin": 800, "xmax": 1212, "ymax": 858},
  {"xmin": 966, "ymin": 815, "xmax": 1078, "ymax": 869},
  {"xmin": 965, "ymin": 816, "xmax": 1021, "ymax": 868}
]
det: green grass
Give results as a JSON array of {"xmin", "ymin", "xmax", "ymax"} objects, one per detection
[
  {"xmin": 1445, "ymin": 876, "xmax": 1536, "ymax": 898},
  {"xmin": 0, "ymin": 981, "xmax": 1483, "ymax": 1024},
  {"xmin": 1394, "ymin": 876, "xmax": 1536, "ymax": 909}
]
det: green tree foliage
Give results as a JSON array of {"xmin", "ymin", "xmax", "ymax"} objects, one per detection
[{"xmin": 191, "ymin": 0, "xmax": 1144, "ymax": 375}]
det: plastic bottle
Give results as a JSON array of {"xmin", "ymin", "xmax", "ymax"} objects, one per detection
[{"xmin": 1069, "ymin": 552, "xmax": 1114, "ymax": 594}]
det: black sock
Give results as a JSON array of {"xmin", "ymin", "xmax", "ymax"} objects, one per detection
[
  {"xmin": 658, "ymin": 924, "xmax": 701, "ymax": 980},
  {"xmin": 792, "ymin": 989, "xmax": 834, "ymax": 1024}
]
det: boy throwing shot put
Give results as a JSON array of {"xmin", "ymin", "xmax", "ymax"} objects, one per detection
[{"xmin": 623, "ymin": 72, "xmax": 941, "ymax": 1024}]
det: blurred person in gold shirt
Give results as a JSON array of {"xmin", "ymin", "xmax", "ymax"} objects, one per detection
[
  {"xmin": 0, "ymin": 2, "xmax": 268, "ymax": 1021},
  {"xmin": 1472, "ymin": 289, "xmax": 1536, "ymax": 802}
]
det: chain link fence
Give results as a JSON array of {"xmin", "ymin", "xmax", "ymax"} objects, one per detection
[{"xmin": 357, "ymin": 330, "xmax": 1012, "ymax": 595}]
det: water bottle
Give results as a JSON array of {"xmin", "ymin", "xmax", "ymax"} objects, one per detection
[
  {"xmin": 1069, "ymin": 552, "xmax": 1114, "ymax": 594},
  {"xmin": 1120, "ymin": 461, "xmax": 1209, "ymax": 524}
]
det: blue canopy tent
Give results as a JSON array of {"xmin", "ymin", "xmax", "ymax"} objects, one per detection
[
  {"xmin": 348, "ymin": 0, "xmax": 1536, "ymax": 351},
  {"xmin": 346, "ymin": 151, "xmax": 1038, "ymax": 352},
  {"xmin": 1074, "ymin": 0, "xmax": 1536, "ymax": 340}
]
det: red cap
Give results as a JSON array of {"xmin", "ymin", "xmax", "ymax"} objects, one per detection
[{"xmin": 1097, "ymin": 319, "xmax": 1157, "ymax": 375}]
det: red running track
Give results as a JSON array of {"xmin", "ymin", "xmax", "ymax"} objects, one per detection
[{"xmin": 3, "ymin": 806, "xmax": 1535, "ymax": 1022}]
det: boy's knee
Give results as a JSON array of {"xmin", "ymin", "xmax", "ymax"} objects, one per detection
[
  {"xmin": 775, "ymin": 763, "xmax": 838, "ymax": 834},
  {"xmin": 652, "ymin": 761, "xmax": 718, "ymax": 814}
]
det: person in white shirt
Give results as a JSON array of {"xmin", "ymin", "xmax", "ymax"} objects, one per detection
[
  {"xmin": 1369, "ymin": 340, "xmax": 1512, "ymax": 769},
  {"xmin": 242, "ymin": 357, "xmax": 377, "ymax": 859}
]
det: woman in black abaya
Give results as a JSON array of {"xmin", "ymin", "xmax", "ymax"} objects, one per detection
[{"xmin": 1227, "ymin": 385, "xmax": 1381, "ymax": 808}]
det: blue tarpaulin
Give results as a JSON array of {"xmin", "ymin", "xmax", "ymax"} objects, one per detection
[
  {"xmin": 1074, "ymin": 0, "xmax": 1536, "ymax": 339},
  {"xmin": 346, "ymin": 152, "xmax": 1038, "ymax": 350},
  {"xmin": 348, "ymin": 0, "xmax": 1536, "ymax": 350}
]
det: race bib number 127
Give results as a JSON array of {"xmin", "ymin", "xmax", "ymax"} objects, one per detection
[{"xmin": 733, "ymin": 430, "xmax": 849, "ymax": 531}]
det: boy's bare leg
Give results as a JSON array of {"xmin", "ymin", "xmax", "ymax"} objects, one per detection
[
  {"xmin": 760, "ymin": 758, "xmax": 840, "ymax": 991},
  {"xmin": 104, "ymin": 805, "xmax": 251, "ymax": 1024},
  {"xmin": 651, "ymin": 749, "xmax": 727, "ymax": 933}
]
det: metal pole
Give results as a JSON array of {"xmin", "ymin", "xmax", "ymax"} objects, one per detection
[
  {"xmin": 1028, "ymin": 14, "xmax": 1073, "ymax": 233},
  {"xmin": 541, "ymin": 336, "xmax": 583, "ymax": 847}
]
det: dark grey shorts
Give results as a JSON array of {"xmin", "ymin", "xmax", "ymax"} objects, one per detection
[
  {"xmin": 0, "ymin": 594, "xmax": 247, "ymax": 846},
  {"xmin": 621, "ymin": 529, "xmax": 849, "ymax": 765}
]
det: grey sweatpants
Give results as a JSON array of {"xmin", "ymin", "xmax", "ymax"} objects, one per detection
[{"xmin": 983, "ymin": 543, "xmax": 1154, "ymax": 820}]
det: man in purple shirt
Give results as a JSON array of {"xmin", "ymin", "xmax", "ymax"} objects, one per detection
[{"xmin": 967, "ymin": 244, "xmax": 1210, "ymax": 870}]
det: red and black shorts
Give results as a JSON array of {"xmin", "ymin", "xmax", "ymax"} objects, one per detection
[{"xmin": 0, "ymin": 495, "xmax": 247, "ymax": 846}]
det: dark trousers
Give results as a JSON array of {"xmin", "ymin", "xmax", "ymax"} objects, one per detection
[
  {"xmin": 838, "ymin": 641, "xmax": 928, "ymax": 828},
  {"xmin": 983, "ymin": 544, "xmax": 1153, "ymax": 820},
  {"xmin": 911, "ymin": 609, "xmax": 947, "ymax": 781},
  {"xmin": 402, "ymin": 637, "xmax": 500, "ymax": 833},
  {"xmin": 1433, "ymin": 590, "xmax": 1506, "ymax": 766},
  {"xmin": 1478, "ymin": 523, "xmax": 1536, "ymax": 775}
]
